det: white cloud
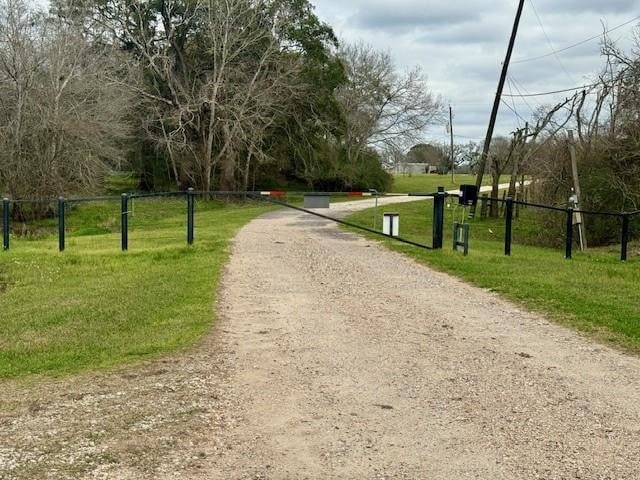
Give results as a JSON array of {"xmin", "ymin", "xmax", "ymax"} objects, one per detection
[{"xmin": 350, "ymin": 0, "xmax": 482, "ymax": 31}]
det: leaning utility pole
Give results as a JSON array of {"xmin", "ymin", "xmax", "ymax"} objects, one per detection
[
  {"xmin": 472, "ymin": 0, "xmax": 526, "ymax": 215},
  {"xmin": 449, "ymin": 105, "xmax": 455, "ymax": 182}
]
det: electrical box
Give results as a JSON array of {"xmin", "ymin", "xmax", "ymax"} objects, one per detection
[
  {"xmin": 453, "ymin": 222, "xmax": 470, "ymax": 256},
  {"xmin": 459, "ymin": 184, "xmax": 479, "ymax": 206},
  {"xmin": 383, "ymin": 213, "xmax": 399, "ymax": 237}
]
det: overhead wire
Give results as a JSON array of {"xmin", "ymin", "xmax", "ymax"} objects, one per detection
[
  {"xmin": 453, "ymin": 134, "xmax": 485, "ymax": 141},
  {"xmin": 503, "ymin": 83, "xmax": 597, "ymax": 97},
  {"xmin": 512, "ymin": 14, "xmax": 640, "ymax": 64},
  {"xmin": 527, "ymin": 0, "xmax": 574, "ymax": 82},
  {"xmin": 500, "ymin": 98, "xmax": 528, "ymax": 123},
  {"xmin": 508, "ymin": 75, "xmax": 538, "ymax": 114},
  {"xmin": 445, "ymin": 12, "xmax": 639, "ymax": 142},
  {"xmin": 506, "ymin": 76, "xmax": 522, "ymax": 127},
  {"xmin": 430, "ymin": 132, "xmax": 485, "ymax": 142}
]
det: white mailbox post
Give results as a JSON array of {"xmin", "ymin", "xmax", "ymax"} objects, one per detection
[{"xmin": 382, "ymin": 213, "xmax": 400, "ymax": 237}]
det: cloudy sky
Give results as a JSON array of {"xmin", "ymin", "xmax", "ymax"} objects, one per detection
[{"xmin": 311, "ymin": 0, "xmax": 640, "ymax": 145}]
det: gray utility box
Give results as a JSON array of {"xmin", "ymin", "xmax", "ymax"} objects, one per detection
[
  {"xmin": 304, "ymin": 195, "xmax": 330, "ymax": 209},
  {"xmin": 453, "ymin": 222, "xmax": 470, "ymax": 255}
]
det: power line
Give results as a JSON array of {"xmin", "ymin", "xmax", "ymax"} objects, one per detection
[
  {"xmin": 507, "ymin": 76, "xmax": 522, "ymax": 127},
  {"xmin": 512, "ymin": 14, "xmax": 640, "ymax": 64},
  {"xmin": 527, "ymin": 0, "xmax": 574, "ymax": 82},
  {"xmin": 431, "ymin": 132, "xmax": 485, "ymax": 142},
  {"xmin": 500, "ymin": 98, "xmax": 528, "ymax": 123},
  {"xmin": 508, "ymin": 75, "xmax": 537, "ymax": 114},
  {"xmin": 503, "ymin": 83, "xmax": 597, "ymax": 97},
  {"xmin": 453, "ymin": 134, "xmax": 485, "ymax": 141},
  {"xmin": 510, "ymin": 74, "xmax": 554, "ymax": 112}
]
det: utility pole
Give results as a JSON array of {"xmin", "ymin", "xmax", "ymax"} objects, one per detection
[
  {"xmin": 471, "ymin": 0, "xmax": 526, "ymax": 216},
  {"xmin": 508, "ymin": 122, "xmax": 528, "ymax": 198},
  {"xmin": 568, "ymin": 130, "xmax": 587, "ymax": 250},
  {"xmin": 449, "ymin": 105, "xmax": 455, "ymax": 183}
]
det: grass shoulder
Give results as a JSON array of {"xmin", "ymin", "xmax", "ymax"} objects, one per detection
[
  {"xmin": 0, "ymin": 200, "xmax": 273, "ymax": 379},
  {"xmin": 390, "ymin": 173, "xmax": 509, "ymax": 193}
]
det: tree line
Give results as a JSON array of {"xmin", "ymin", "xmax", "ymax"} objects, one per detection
[{"xmin": 0, "ymin": 0, "xmax": 442, "ymax": 214}]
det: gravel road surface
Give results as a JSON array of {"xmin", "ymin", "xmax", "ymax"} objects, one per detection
[{"xmin": 1, "ymin": 199, "xmax": 640, "ymax": 479}]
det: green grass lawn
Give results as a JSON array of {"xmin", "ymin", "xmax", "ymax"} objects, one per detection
[
  {"xmin": 346, "ymin": 200, "xmax": 640, "ymax": 352},
  {"xmin": 104, "ymin": 171, "xmax": 139, "ymax": 194},
  {"xmin": 0, "ymin": 198, "xmax": 272, "ymax": 378},
  {"xmin": 391, "ymin": 173, "xmax": 509, "ymax": 193},
  {"xmin": 4, "ymin": 189, "xmax": 638, "ymax": 379}
]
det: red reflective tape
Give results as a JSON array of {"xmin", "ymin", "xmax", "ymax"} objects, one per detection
[
  {"xmin": 347, "ymin": 192, "xmax": 363, "ymax": 197},
  {"xmin": 270, "ymin": 191, "xmax": 286, "ymax": 198}
]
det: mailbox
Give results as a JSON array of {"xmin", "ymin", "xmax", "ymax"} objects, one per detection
[
  {"xmin": 383, "ymin": 213, "xmax": 399, "ymax": 237},
  {"xmin": 459, "ymin": 184, "xmax": 479, "ymax": 206}
]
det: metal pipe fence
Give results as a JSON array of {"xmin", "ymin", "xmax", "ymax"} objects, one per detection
[
  {"xmin": 2, "ymin": 189, "xmax": 639, "ymax": 263},
  {"xmin": 2, "ymin": 191, "xmax": 200, "ymax": 252},
  {"xmin": 482, "ymin": 196, "xmax": 640, "ymax": 262}
]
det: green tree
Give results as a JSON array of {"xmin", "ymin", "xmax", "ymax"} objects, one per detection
[
  {"xmin": 54, "ymin": 0, "xmax": 345, "ymax": 192},
  {"xmin": 406, "ymin": 143, "xmax": 445, "ymax": 166}
]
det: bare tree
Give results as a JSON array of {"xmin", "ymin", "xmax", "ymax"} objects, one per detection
[
  {"xmin": 336, "ymin": 42, "xmax": 443, "ymax": 169},
  {"xmin": 483, "ymin": 136, "xmax": 514, "ymax": 216},
  {"xmin": 503, "ymin": 92, "xmax": 585, "ymax": 202},
  {"xmin": 87, "ymin": 0, "xmax": 308, "ymax": 192},
  {"xmin": 0, "ymin": 0, "xmax": 133, "ymax": 211},
  {"xmin": 0, "ymin": 0, "xmax": 46, "ymax": 200},
  {"xmin": 380, "ymin": 144, "xmax": 405, "ymax": 172}
]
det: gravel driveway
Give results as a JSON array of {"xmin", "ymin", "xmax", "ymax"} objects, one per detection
[{"xmin": 2, "ymin": 200, "xmax": 640, "ymax": 479}]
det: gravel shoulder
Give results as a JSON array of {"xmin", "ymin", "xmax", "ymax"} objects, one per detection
[{"xmin": 2, "ymin": 200, "xmax": 640, "ymax": 479}]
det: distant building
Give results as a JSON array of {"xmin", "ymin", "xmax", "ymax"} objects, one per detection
[{"xmin": 391, "ymin": 162, "xmax": 438, "ymax": 175}]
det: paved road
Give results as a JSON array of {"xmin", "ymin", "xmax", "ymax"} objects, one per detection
[{"xmin": 323, "ymin": 182, "xmax": 513, "ymax": 217}]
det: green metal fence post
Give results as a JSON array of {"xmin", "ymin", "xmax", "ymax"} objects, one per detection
[
  {"xmin": 621, "ymin": 214, "xmax": 630, "ymax": 262},
  {"xmin": 58, "ymin": 197, "xmax": 65, "ymax": 252},
  {"xmin": 2, "ymin": 198, "xmax": 9, "ymax": 251},
  {"xmin": 504, "ymin": 197, "xmax": 513, "ymax": 256},
  {"xmin": 121, "ymin": 193, "xmax": 129, "ymax": 251},
  {"xmin": 565, "ymin": 208, "xmax": 573, "ymax": 260},
  {"xmin": 432, "ymin": 186, "xmax": 445, "ymax": 249},
  {"xmin": 187, "ymin": 188, "xmax": 195, "ymax": 245}
]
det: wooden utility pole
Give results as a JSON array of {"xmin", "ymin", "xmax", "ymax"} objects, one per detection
[
  {"xmin": 471, "ymin": 0, "xmax": 526, "ymax": 215},
  {"xmin": 449, "ymin": 105, "xmax": 455, "ymax": 182},
  {"xmin": 508, "ymin": 122, "xmax": 528, "ymax": 198},
  {"xmin": 568, "ymin": 130, "xmax": 587, "ymax": 250}
]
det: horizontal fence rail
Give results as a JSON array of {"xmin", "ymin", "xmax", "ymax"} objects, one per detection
[
  {"xmin": 1, "ymin": 190, "xmax": 399, "ymax": 253},
  {"xmin": 1, "ymin": 189, "xmax": 638, "ymax": 262},
  {"xmin": 483, "ymin": 195, "xmax": 639, "ymax": 262},
  {"xmin": 251, "ymin": 193, "xmax": 435, "ymax": 250}
]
